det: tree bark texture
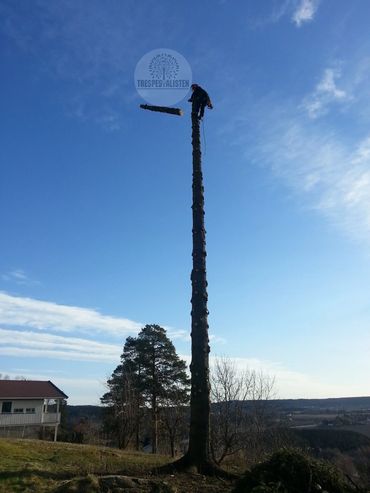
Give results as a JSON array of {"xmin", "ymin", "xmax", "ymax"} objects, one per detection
[{"xmin": 186, "ymin": 109, "xmax": 211, "ymax": 467}]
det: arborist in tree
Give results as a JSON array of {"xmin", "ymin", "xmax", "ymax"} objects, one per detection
[{"xmin": 188, "ymin": 83, "xmax": 213, "ymax": 120}]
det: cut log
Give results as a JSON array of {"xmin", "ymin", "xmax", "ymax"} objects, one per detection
[{"xmin": 140, "ymin": 104, "xmax": 183, "ymax": 116}]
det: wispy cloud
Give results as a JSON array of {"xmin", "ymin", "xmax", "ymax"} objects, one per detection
[
  {"xmin": 0, "ymin": 1, "xmax": 142, "ymax": 130},
  {"xmin": 249, "ymin": 0, "xmax": 320, "ymax": 28},
  {"xmin": 0, "ymin": 292, "xmax": 205, "ymax": 345},
  {"xmin": 4, "ymin": 352, "xmax": 365, "ymax": 402},
  {"xmin": 219, "ymin": 356, "xmax": 355, "ymax": 398},
  {"xmin": 302, "ymin": 67, "xmax": 351, "ymax": 118},
  {"xmin": 1, "ymin": 269, "xmax": 40, "ymax": 287},
  {"xmin": 219, "ymin": 55, "xmax": 370, "ymax": 245},
  {"xmin": 2, "ymin": 370, "xmax": 106, "ymax": 404},
  {"xmin": 0, "ymin": 292, "xmax": 142, "ymax": 336},
  {"xmin": 255, "ymin": 114, "xmax": 370, "ymax": 242},
  {"xmin": 0, "ymin": 328, "xmax": 120, "ymax": 362},
  {"xmin": 0, "ymin": 1, "xmax": 180, "ymax": 130},
  {"xmin": 181, "ymin": 354, "xmax": 357, "ymax": 399},
  {"xmin": 209, "ymin": 334, "xmax": 227, "ymax": 344},
  {"xmin": 292, "ymin": 0, "xmax": 320, "ymax": 27}
]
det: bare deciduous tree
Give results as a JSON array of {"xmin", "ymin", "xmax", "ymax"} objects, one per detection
[
  {"xmin": 160, "ymin": 386, "xmax": 189, "ymax": 458},
  {"xmin": 210, "ymin": 357, "xmax": 275, "ymax": 465}
]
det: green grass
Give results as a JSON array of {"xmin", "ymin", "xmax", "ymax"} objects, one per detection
[
  {"xmin": 0, "ymin": 439, "xmax": 169, "ymax": 492},
  {"xmin": 0, "ymin": 439, "xmax": 235, "ymax": 493}
]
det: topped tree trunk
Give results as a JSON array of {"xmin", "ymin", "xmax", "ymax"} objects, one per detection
[
  {"xmin": 173, "ymin": 108, "xmax": 216, "ymax": 473},
  {"xmin": 141, "ymin": 102, "xmax": 233, "ymax": 476},
  {"xmin": 187, "ymin": 110, "xmax": 211, "ymax": 466}
]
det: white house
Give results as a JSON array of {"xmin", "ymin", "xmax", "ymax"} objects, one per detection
[{"xmin": 0, "ymin": 380, "xmax": 68, "ymax": 441}]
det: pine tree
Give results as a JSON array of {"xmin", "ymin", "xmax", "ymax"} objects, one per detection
[
  {"xmin": 102, "ymin": 324, "xmax": 189, "ymax": 453},
  {"xmin": 101, "ymin": 360, "xmax": 141, "ymax": 449}
]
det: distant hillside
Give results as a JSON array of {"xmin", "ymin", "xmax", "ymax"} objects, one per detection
[
  {"xmin": 67, "ymin": 396, "xmax": 370, "ymax": 421},
  {"xmin": 270, "ymin": 397, "xmax": 370, "ymax": 412},
  {"xmin": 65, "ymin": 405, "xmax": 102, "ymax": 423}
]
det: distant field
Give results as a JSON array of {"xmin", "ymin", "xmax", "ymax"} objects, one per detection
[
  {"xmin": 292, "ymin": 428, "xmax": 370, "ymax": 452},
  {"xmin": 290, "ymin": 413, "xmax": 339, "ymax": 421},
  {"xmin": 341, "ymin": 425, "xmax": 370, "ymax": 438},
  {"xmin": 0, "ymin": 439, "xmax": 235, "ymax": 493}
]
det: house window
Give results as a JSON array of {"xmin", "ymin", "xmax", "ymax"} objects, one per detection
[
  {"xmin": 26, "ymin": 408, "xmax": 35, "ymax": 414},
  {"xmin": 1, "ymin": 402, "xmax": 12, "ymax": 413},
  {"xmin": 13, "ymin": 408, "xmax": 24, "ymax": 413}
]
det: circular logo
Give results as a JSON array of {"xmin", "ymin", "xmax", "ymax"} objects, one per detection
[{"xmin": 135, "ymin": 48, "xmax": 192, "ymax": 106}]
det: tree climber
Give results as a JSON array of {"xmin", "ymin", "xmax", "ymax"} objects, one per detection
[{"xmin": 188, "ymin": 84, "xmax": 213, "ymax": 120}]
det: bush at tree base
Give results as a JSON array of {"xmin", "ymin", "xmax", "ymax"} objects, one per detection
[{"xmin": 233, "ymin": 449, "xmax": 363, "ymax": 493}]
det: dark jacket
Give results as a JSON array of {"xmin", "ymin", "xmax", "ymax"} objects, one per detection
[{"xmin": 188, "ymin": 86, "xmax": 210, "ymax": 104}]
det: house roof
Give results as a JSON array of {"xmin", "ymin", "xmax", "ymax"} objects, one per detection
[{"xmin": 0, "ymin": 380, "xmax": 68, "ymax": 400}]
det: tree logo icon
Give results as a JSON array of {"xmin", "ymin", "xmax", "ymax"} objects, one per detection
[
  {"xmin": 135, "ymin": 48, "xmax": 192, "ymax": 106},
  {"xmin": 149, "ymin": 53, "xmax": 179, "ymax": 81}
]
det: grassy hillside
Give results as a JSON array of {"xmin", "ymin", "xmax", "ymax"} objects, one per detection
[{"xmin": 0, "ymin": 439, "xmax": 234, "ymax": 493}]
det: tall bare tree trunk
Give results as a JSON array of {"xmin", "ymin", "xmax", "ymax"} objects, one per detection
[
  {"xmin": 145, "ymin": 104, "xmax": 233, "ymax": 476},
  {"xmin": 183, "ymin": 109, "xmax": 211, "ymax": 470}
]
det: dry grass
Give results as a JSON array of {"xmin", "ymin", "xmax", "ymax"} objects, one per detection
[
  {"xmin": 0, "ymin": 439, "xmax": 167, "ymax": 492},
  {"xmin": 0, "ymin": 439, "xmax": 236, "ymax": 493}
]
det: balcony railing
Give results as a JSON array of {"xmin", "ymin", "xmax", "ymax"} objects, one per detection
[
  {"xmin": 42, "ymin": 412, "xmax": 60, "ymax": 424},
  {"xmin": 0, "ymin": 412, "xmax": 61, "ymax": 427}
]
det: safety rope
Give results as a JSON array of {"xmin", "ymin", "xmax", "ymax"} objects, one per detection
[{"xmin": 201, "ymin": 118, "xmax": 207, "ymax": 157}]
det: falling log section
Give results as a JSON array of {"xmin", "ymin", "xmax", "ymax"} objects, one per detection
[{"xmin": 140, "ymin": 104, "xmax": 183, "ymax": 116}]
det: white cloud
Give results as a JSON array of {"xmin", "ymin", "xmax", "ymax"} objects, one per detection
[
  {"xmin": 303, "ymin": 68, "xmax": 350, "ymax": 119},
  {"xmin": 2, "ymin": 370, "xmax": 106, "ymax": 405},
  {"xmin": 0, "ymin": 328, "xmax": 120, "ymax": 362},
  {"xmin": 0, "ymin": 1, "xmax": 177, "ymax": 130},
  {"xmin": 183, "ymin": 354, "xmax": 362, "ymax": 399},
  {"xmin": 3, "ymin": 269, "xmax": 27, "ymax": 281},
  {"xmin": 4, "ymin": 352, "xmax": 368, "ymax": 403},
  {"xmin": 220, "ymin": 93, "xmax": 370, "ymax": 246},
  {"xmin": 1, "ymin": 269, "xmax": 40, "ymax": 286},
  {"xmin": 216, "ymin": 51, "xmax": 370, "ymax": 246},
  {"xmin": 292, "ymin": 0, "xmax": 319, "ymax": 27},
  {"xmin": 254, "ymin": 111, "xmax": 370, "ymax": 242},
  {"xmin": 209, "ymin": 334, "xmax": 227, "ymax": 344},
  {"xmin": 0, "ymin": 292, "xmax": 221, "ymax": 345},
  {"xmin": 246, "ymin": 0, "xmax": 320, "ymax": 29},
  {"xmin": 223, "ymin": 356, "xmax": 356, "ymax": 399},
  {"xmin": 0, "ymin": 292, "xmax": 142, "ymax": 336},
  {"xmin": 0, "ymin": 346, "xmax": 115, "ymax": 363}
]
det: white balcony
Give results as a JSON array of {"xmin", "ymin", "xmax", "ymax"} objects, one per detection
[
  {"xmin": 0, "ymin": 412, "xmax": 60, "ymax": 427},
  {"xmin": 42, "ymin": 412, "xmax": 60, "ymax": 424}
]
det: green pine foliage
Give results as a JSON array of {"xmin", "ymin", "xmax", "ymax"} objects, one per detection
[
  {"xmin": 133, "ymin": 324, "xmax": 190, "ymax": 407},
  {"xmin": 101, "ymin": 324, "xmax": 190, "ymax": 451}
]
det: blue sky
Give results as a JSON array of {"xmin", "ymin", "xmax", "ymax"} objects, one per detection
[{"xmin": 1, "ymin": 0, "xmax": 370, "ymax": 404}]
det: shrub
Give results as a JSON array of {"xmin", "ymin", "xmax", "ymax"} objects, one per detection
[{"xmin": 233, "ymin": 449, "xmax": 362, "ymax": 493}]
